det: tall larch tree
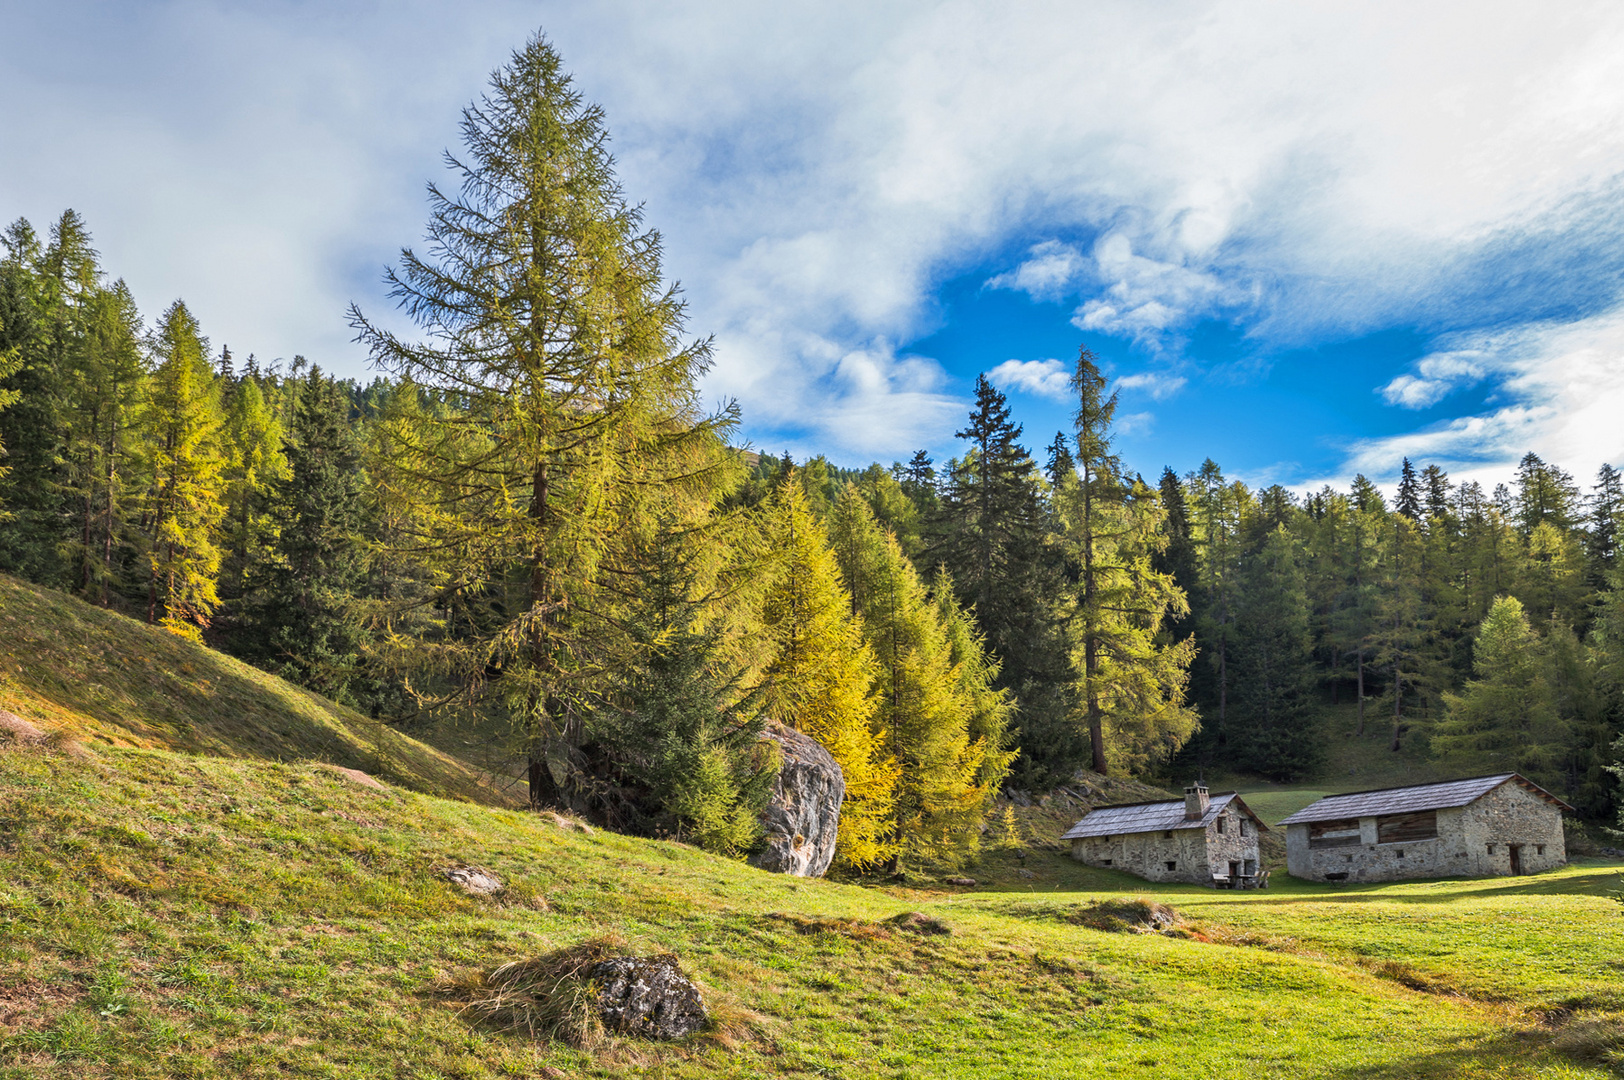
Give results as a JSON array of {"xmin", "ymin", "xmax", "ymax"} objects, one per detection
[
  {"xmin": 137, "ymin": 300, "xmax": 226, "ymax": 639},
  {"xmin": 1064, "ymin": 347, "xmax": 1197, "ymax": 774},
  {"xmin": 350, "ymin": 35, "xmax": 737, "ymax": 808}
]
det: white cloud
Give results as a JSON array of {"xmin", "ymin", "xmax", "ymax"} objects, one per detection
[
  {"xmin": 1378, "ymin": 346, "xmax": 1492, "ymax": 408},
  {"xmin": 986, "ymin": 240, "xmax": 1087, "ymax": 302},
  {"xmin": 986, "ymin": 358, "xmax": 1071, "ymax": 401},
  {"xmin": 1115, "ymin": 372, "xmax": 1188, "ymax": 401},
  {"xmin": 1115, "ymin": 411, "xmax": 1157, "ymax": 436}
]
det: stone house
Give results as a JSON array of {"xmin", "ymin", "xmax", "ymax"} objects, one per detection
[
  {"xmin": 1279, "ymin": 773, "xmax": 1572, "ymax": 884},
  {"xmin": 1061, "ymin": 784, "xmax": 1269, "ymax": 886}
]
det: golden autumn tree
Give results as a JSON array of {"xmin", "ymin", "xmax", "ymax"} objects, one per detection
[{"xmin": 755, "ymin": 479, "xmax": 898, "ymax": 869}]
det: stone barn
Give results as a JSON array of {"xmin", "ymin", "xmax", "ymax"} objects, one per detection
[
  {"xmin": 1061, "ymin": 784, "xmax": 1269, "ymax": 886},
  {"xmin": 1279, "ymin": 773, "xmax": 1572, "ymax": 884}
]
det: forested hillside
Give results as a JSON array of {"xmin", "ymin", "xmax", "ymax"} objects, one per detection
[{"xmin": 3, "ymin": 32, "xmax": 1623, "ymax": 870}]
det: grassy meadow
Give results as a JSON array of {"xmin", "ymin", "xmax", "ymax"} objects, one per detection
[
  {"xmin": 3, "ymin": 572, "xmax": 1623, "ymax": 1078},
  {"xmin": 0, "ymin": 739, "xmax": 1621, "ymax": 1079}
]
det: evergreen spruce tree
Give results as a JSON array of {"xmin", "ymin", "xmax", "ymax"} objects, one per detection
[
  {"xmin": 1395, "ymin": 457, "xmax": 1422, "ymax": 520},
  {"xmin": 1063, "ymin": 347, "xmax": 1197, "ymax": 774},
  {"xmin": 597, "ymin": 517, "xmax": 775, "ymax": 855},
  {"xmin": 0, "ymin": 217, "xmax": 66, "ymax": 581},
  {"xmin": 59, "ymin": 280, "xmax": 147, "ymax": 604},
  {"xmin": 350, "ymin": 36, "xmax": 737, "ymax": 808},
  {"xmin": 935, "ymin": 376, "xmax": 1073, "ymax": 784},
  {"xmin": 1153, "ymin": 466, "xmax": 1199, "ymax": 643},
  {"xmin": 136, "ymin": 300, "xmax": 225, "ymax": 639},
  {"xmin": 1422, "ymin": 464, "xmax": 1453, "ymax": 522},
  {"xmin": 244, "ymin": 370, "xmax": 369, "ymax": 701},
  {"xmin": 1230, "ymin": 527, "xmax": 1322, "ymax": 779},
  {"xmin": 1584, "ymin": 464, "xmax": 1622, "ymax": 592},
  {"xmin": 756, "ymin": 480, "xmax": 898, "ymax": 868},
  {"xmin": 1514, "ymin": 453, "xmax": 1580, "ymax": 535}
]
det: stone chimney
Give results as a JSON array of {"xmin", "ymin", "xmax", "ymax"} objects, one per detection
[{"xmin": 1184, "ymin": 783, "xmax": 1210, "ymax": 821}]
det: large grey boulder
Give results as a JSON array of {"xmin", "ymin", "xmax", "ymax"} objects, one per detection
[
  {"xmin": 590, "ymin": 955, "xmax": 708, "ymax": 1040},
  {"xmin": 750, "ymin": 724, "xmax": 844, "ymax": 877}
]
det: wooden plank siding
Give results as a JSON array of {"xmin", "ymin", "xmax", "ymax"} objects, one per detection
[{"xmin": 1377, "ymin": 810, "xmax": 1439, "ymax": 843}]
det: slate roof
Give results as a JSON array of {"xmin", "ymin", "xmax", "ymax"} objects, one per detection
[
  {"xmin": 1277, "ymin": 773, "xmax": 1574, "ymax": 826},
  {"xmin": 1060, "ymin": 792, "xmax": 1268, "ymax": 840}
]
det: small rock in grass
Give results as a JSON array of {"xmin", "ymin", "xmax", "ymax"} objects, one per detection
[
  {"xmin": 1016, "ymin": 868, "xmax": 1037, "ymax": 880},
  {"xmin": 885, "ymin": 911, "xmax": 951, "ymax": 936},
  {"xmin": 590, "ymin": 954, "xmax": 708, "ymax": 1040},
  {"xmin": 441, "ymin": 864, "xmax": 504, "ymax": 897},
  {"xmin": 944, "ymin": 876, "xmax": 977, "ymax": 887}
]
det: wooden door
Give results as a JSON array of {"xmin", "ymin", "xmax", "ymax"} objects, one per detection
[{"xmin": 1509, "ymin": 844, "xmax": 1522, "ymax": 874}]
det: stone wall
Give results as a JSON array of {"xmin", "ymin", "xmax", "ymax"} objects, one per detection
[
  {"xmin": 1069, "ymin": 803, "xmax": 1260, "ymax": 885},
  {"xmin": 1286, "ymin": 781, "xmax": 1566, "ymax": 883}
]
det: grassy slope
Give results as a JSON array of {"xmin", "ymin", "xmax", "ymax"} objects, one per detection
[
  {"xmin": 2, "ymin": 742, "xmax": 1622, "ymax": 1079},
  {"xmin": 0, "ymin": 575, "xmax": 511, "ymax": 806}
]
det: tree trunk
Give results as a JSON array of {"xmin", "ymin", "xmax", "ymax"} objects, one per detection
[
  {"xmin": 1390, "ymin": 661, "xmax": 1403, "ymax": 752},
  {"xmin": 1355, "ymin": 644, "xmax": 1366, "ymax": 736}
]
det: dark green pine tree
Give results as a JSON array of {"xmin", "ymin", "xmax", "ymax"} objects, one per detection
[
  {"xmin": 1230, "ymin": 528, "xmax": 1323, "ymax": 780},
  {"xmin": 935, "ymin": 375, "xmax": 1076, "ymax": 786},
  {"xmin": 242, "ymin": 370, "xmax": 370, "ymax": 703},
  {"xmin": 1422, "ymin": 464, "xmax": 1452, "ymax": 522},
  {"xmin": 1514, "ymin": 452, "xmax": 1580, "ymax": 535},
  {"xmin": 1584, "ymin": 463, "xmax": 1622, "ymax": 592},
  {"xmin": 1044, "ymin": 431, "xmax": 1075, "ymax": 488},
  {"xmin": 1154, "ymin": 465, "xmax": 1199, "ymax": 642},
  {"xmin": 1396, "ymin": 457, "xmax": 1422, "ymax": 520},
  {"xmin": 597, "ymin": 518, "xmax": 775, "ymax": 856}
]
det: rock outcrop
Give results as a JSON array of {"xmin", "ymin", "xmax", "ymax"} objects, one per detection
[
  {"xmin": 590, "ymin": 955, "xmax": 708, "ymax": 1040},
  {"xmin": 440, "ymin": 864, "xmax": 504, "ymax": 897},
  {"xmin": 749, "ymin": 724, "xmax": 844, "ymax": 877}
]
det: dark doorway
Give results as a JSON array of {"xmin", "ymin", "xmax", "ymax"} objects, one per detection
[
  {"xmin": 1509, "ymin": 844, "xmax": 1523, "ymax": 874},
  {"xmin": 1229, "ymin": 860, "xmax": 1241, "ymax": 879}
]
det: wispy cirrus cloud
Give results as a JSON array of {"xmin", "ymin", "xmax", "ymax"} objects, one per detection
[
  {"xmin": 1115, "ymin": 372, "xmax": 1189, "ymax": 401},
  {"xmin": 1337, "ymin": 309, "xmax": 1624, "ymax": 485}
]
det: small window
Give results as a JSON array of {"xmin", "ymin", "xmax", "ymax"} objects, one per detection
[
  {"xmin": 1216, "ymin": 818, "xmax": 1226, "ymax": 835},
  {"xmin": 1101, "ymin": 859, "xmax": 1112, "ymax": 866},
  {"xmin": 1536, "ymin": 845, "xmax": 1545, "ymax": 855},
  {"xmin": 1487, "ymin": 844, "xmax": 1495, "ymax": 854},
  {"xmin": 1324, "ymin": 872, "xmax": 1349, "ymax": 881},
  {"xmin": 1240, "ymin": 820, "xmax": 1248, "ymax": 837},
  {"xmin": 1162, "ymin": 830, "xmax": 1173, "ymax": 839},
  {"xmin": 1165, "ymin": 861, "xmax": 1177, "ymax": 871},
  {"xmin": 1344, "ymin": 855, "xmax": 1354, "ymax": 862},
  {"xmin": 1396, "ymin": 850, "xmax": 1405, "ymax": 858}
]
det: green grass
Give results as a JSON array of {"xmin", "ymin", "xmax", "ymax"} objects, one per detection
[
  {"xmin": 2, "ymin": 741, "xmax": 1621, "ymax": 1079},
  {"xmin": 0, "ymin": 574, "xmax": 510, "ymax": 806}
]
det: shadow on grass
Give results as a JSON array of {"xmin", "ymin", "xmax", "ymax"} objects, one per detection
[
  {"xmin": 1196, "ymin": 867, "xmax": 1624, "ymax": 906},
  {"xmin": 1327, "ymin": 1021, "xmax": 1623, "ymax": 1079}
]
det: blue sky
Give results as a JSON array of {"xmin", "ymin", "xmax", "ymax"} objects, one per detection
[{"xmin": 4, "ymin": 1, "xmax": 1623, "ymax": 492}]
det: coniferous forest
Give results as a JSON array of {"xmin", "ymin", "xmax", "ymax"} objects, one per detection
[{"xmin": 4, "ymin": 37, "xmax": 1624, "ymax": 874}]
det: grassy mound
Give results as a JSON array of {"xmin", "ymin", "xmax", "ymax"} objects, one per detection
[{"xmin": 0, "ymin": 574, "xmax": 508, "ymax": 804}]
